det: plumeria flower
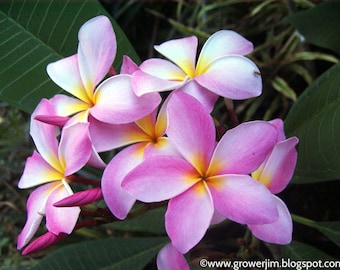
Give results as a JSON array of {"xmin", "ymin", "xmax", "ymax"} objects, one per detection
[
  {"xmin": 100, "ymin": 96, "xmax": 179, "ymax": 219},
  {"xmin": 132, "ymin": 30, "xmax": 262, "ymax": 111},
  {"xmin": 42, "ymin": 15, "xmax": 160, "ymax": 129},
  {"xmin": 248, "ymin": 119, "xmax": 299, "ymax": 244},
  {"xmin": 17, "ymin": 101, "xmax": 92, "ymax": 250},
  {"xmin": 122, "ymin": 92, "xmax": 279, "ymax": 253}
]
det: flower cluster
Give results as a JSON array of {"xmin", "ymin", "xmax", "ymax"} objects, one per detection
[{"xmin": 17, "ymin": 16, "xmax": 298, "ymax": 268}]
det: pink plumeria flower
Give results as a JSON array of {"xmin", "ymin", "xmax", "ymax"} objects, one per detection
[
  {"xmin": 17, "ymin": 102, "xmax": 92, "ymax": 250},
  {"xmin": 100, "ymin": 96, "xmax": 179, "ymax": 219},
  {"xmin": 248, "ymin": 119, "xmax": 299, "ymax": 245},
  {"xmin": 122, "ymin": 92, "xmax": 279, "ymax": 253},
  {"xmin": 157, "ymin": 243, "xmax": 189, "ymax": 270},
  {"xmin": 44, "ymin": 15, "xmax": 160, "ymax": 128},
  {"xmin": 132, "ymin": 30, "xmax": 261, "ymax": 111}
]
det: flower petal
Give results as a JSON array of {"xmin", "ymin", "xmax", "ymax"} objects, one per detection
[
  {"xmin": 30, "ymin": 99, "xmax": 61, "ymax": 170},
  {"xmin": 179, "ymin": 80, "xmax": 219, "ymax": 113},
  {"xmin": 49, "ymin": 94, "xmax": 90, "ymax": 117},
  {"xmin": 166, "ymin": 92, "xmax": 216, "ymax": 174},
  {"xmin": 157, "ymin": 243, "xmax": 189, "ymax": 270},
  {"xmin": 77, "ymin": 15, "xmax": 116, "ymax": 97},
  {"xmin": 120, "ymin": 55, "xmax": 139, "ymax": 75},
  {"xmin": 166, "ymin": 181, "xmax": 214, "ymax": 253},
  {"xmin": 54, "ymin": 188, "xmax": 102, "ymax": 207},
  {"xmin": 17, "ymin": 183, "xmax": 55, "ymax": 249},
  {"xmin": 154, "ymin": 36, "xmax": 197, "ymax": 78},
  {"xmin": 269, "ymin": 118, "xmax": 286, "ymax": 141},
  {"xmin": 209, "ymin": 121, "xmax": 277, "ymax": 175},
  {"xmin": 254, "ymin": 137, "xmax": 299, "ymax": 194},
  {"xmin": 122, "ymin": 156, "xmax": 199, "ymax": 203},
  {"xmin": 58, "ymin": 123, "xmax": 92, "ymax": 176},
  {"xmin": 89, "ymin": 115, "xmax": 148, "ymax": 152},
  {"xmin": 101, "ymin": 144, "xmax": 145, "ymax": 219},
  {"xmin": 208, "ymin": 174, "xmax": 278, "ymax": 224},
  {"xmin": 248, "ymin": 196, "xmax": 292, "ymax": 244},
  {"xmin": 196, "ymin": 30, "xmax": 253, "ymax": 74},
  {"xmin": 132, "ymin": 70, "xmax": 183, "ymax": 97},
  {"xmin": 18, "ymin": 151, "xmax": 64, "ymax": 189},
  {"xmin": 92, "ymin": 74, "xmax": 161, "ymax": 124},
  {"xmin": 195, "ymin": 56, "xmax": 262, "ymax": 99},
  {"xmin": 47, "ymin": 55, "xmax": 91, "ymax": 104},
  {"xmin": 45, "ymin": 181, "xmax": 80, "ymax": 234}
]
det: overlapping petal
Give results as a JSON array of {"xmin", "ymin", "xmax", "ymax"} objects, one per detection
[
  {"xmin": 208, "ymin": 174, "xmax": 278, "ymax": 225},
  {"xmin": 166, "ymin": 181, "xmax": 214, "ymax": 253},
  {"xmin": 92, "ymin": 74, "xmax": 161, "ymax": 124},
  {"xmin": 196, "ymin": 30, "xmax": 254, "ymax": 74},
  {"xmin": 49, "ymin": 94, "xmax": 90, "ymax": 117},
  {"xmin": 157, "ymin": 243, "xmax": 189, "ymax": 270},
  {"xmin": 18, "ymin": 152, "xmax": 64, "ymax": 189},
  {"xmin": 253, "ymin": 137, "xmax": 299, "ymax": 194},
  {"xmin": 102, "ymin": 144, "xmax": 145, "ymax": 219},
  {"xmin": 208, "ymin": 121, "xmax": 278, "ymax": 175},
  {"xmin": 195, "ymin": 56, "xmax": 262, "ymax": 99},
  {"xmin": 45, "ymin": 181, "xmax": 80, "ymax": 234},
  {"xmin": 77, "ymin": 15, "xmax": 116, "ymax": 96},
  {"xmin": 58, "ymin": 123, "xmax": 92, "ymax": 176},
  {"xmin": 248, "ymin": 196, "xmax": 292, "ymax": 244},
  {"xmin": 17, "ymin": 183, "xmax": 53, "ymax": 249},
  {"xmin": 166, "ymin": 92, "xmax": 216, "ymax": 174},
  {"xmin": 154, "ymin": 36, "xmax": 197, "ymax": 77},
  {"xmin": 123, "ymin": 156, "xmax": 199, "ymax": 203}
]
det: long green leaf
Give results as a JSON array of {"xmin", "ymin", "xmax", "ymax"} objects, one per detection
[
  {"xmin": 292, "ymin": 215, "xmax": 340, "ymax": 248},
  {"xmin": 31, "ymin": 237, "xmax": 168, "ymax": 270},
  {"xmin": 285, "ymin": 2, "xmax": 340, "ymax": 53},
  {"xmin": 285, "ymin": 63, "xmax": 340, "ymax": 183},
  {"xmin": 0, "ymin": 0, "xmax": 139, "ymax": 113},
  {"xmin": 282, "ymin": 241, "xmax": 333, "ymax": 267}
]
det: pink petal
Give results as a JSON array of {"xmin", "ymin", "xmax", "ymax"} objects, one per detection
[
  {"xmin": 30, "ymin": 99, "xmax": 61, "ymax": 170},
  {"xmin": 166, "ymin": 182, "xmax": 214, "ymax": 253},
  {"xmin": 196, "ymin": 30, "xmax": 253, "ymax": 74},
  {"xmin": 89, "ymin": 115, "xmax": 149, "ymax": 152},
  {"xmin": 154, "ymin": 36, "xmax": 198, "ymax": 78},
  {"xmin": 18, "ymin": 151, "xmax": 64, "ymax": 189},
  {"xmin": 17, "ymin": 183, "xmax": 56, "ymax": 249},
  {"xmin": 47, "ymin": 55, "xmax": 91, "ymax": 104},
  {"xmin": 157, "ymin": 243, "xmax": 189, "ymax": 270},
  {"xmin": 208, "ymin": 174, "xmax": 278, "ymax": 224},
  {"xmin": 45, "ymin": 181, "xmax": 80, "ymax": 234},
  {"xmin": 101, "ymin": 144, "xmax": 145, "ymax": 219},
  {"xmin": 58, "ymin": 123, "xmax": 92, "ymax": 176},
  {"xmin": 21, "ymin": 231, "xmax": 66, "ymax": 255},
  {"xmin": 122, "ymin": 156, "xmax": 199, "ymax": 203},
  {"xmin": 179, "ymin": 80, "xmax": 219, "ymax": 113},
  {"xmin": 34, "ymin": 115, "xmax": 69, "ymax": 127},
  {"xmin": 143, "ymin": 137, "xmax": 181, "ymax": 158},
  {"xmin": 78, "ymin": 16, "xmax": 116, "ymax": 98},
  {"xmin": 269, "ymin": 118, "xmax": 286, "ymax": 141},
  {"xmin": 49, "ymin": 94, "xmax": 90, "ymax": 117},
  {"xmin": 87, "ymin": 146, "xmax": 107, "ymax": 169},
  {"xmin": 132, "ymin": 70, "xmax": 183, "ymax": 97},
  {"xmin": 54, "ymin": 188, "xmax": 102, "ymax": 207},
  {"xmin": 92, "ymin": 74, "xmax": 161, "ymax": 124},
  {"xmin": 208, "ymin": 121, "xmax": 277, "ymax": 175},
  {"xmin": 120, "ymin": 55, "xmax": 140, "ymax": 75},
  {"xmin": 166, "ymin": 92, "xmax": 216, "ymax": 174},
  {"xmin": 254, "ymin": 137, "xmax": 299, "ymax": 194},
  {"xmin": 248, "ymin": 196, "xmax": 292, "ymax": 244},
  {"xmin": 195, "ymin": 56, "xmax": 262, "ymax": 99}
]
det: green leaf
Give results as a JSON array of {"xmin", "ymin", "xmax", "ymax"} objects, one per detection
[
  {"xmin": 285, "ymin": 2, "xmax": 340, "ymax": 53},
  {"xmin": 271, "ymin": 76, "xmax": 297, "ymax": 101},
  {"xmin": 31, "ymin": 237, "xmax": 168, "ymax": 270},
  {"xmin": 108, "ymin": 207, "xmax": 166, "ymax": 234},
  {"xmin": 292, "ymin": 215, "xmax": 340, "ymax": 248},
  {"xmin": 282, "ymin": 241, "xmax": 332, "ymax": 264},
  {"xmin": 0, "ymin": 0, "xmax": 139, "ymax": 113},
  {"xmin": 284, "ymin": 63, "xmax": 340, "ymax": 183}
]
